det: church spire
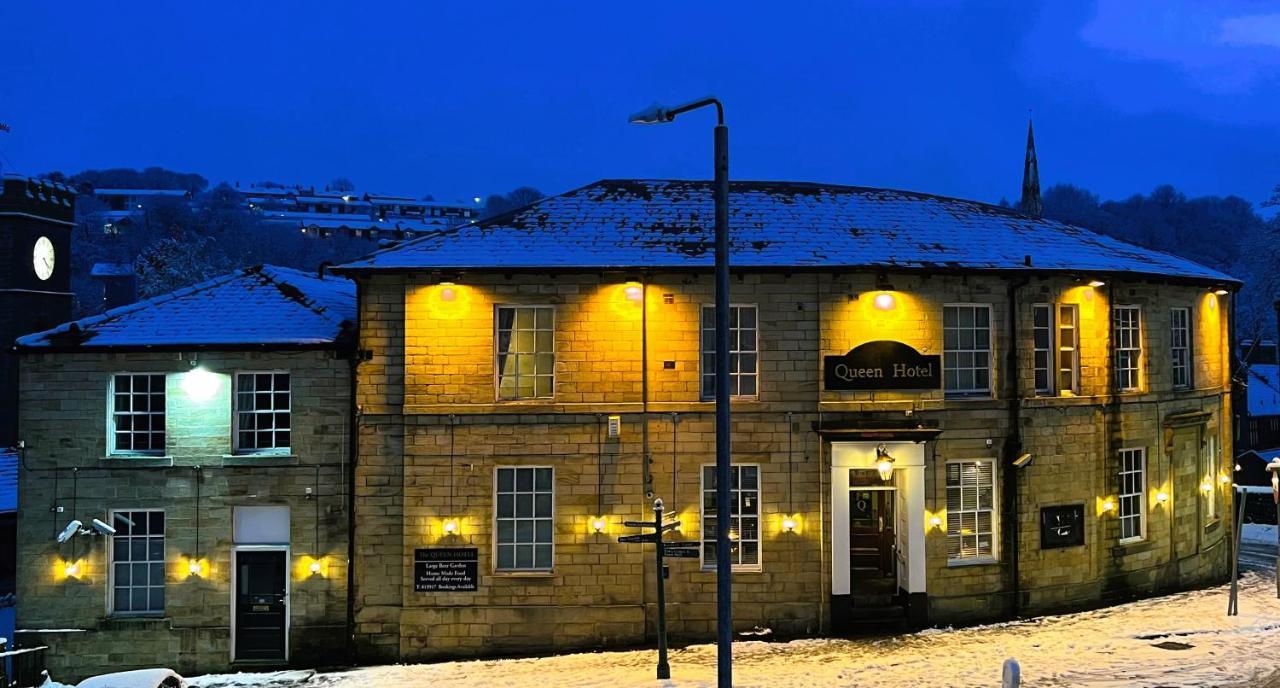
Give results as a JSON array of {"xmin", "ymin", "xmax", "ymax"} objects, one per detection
[{"xmin": 1020, "ymin": 117, "xmax": 1042, "ymax": 218}]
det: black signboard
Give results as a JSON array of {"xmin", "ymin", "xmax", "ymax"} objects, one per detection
[
  {"xmin": 1040, "ymin": 504, "xmax": 1085, "ymax": 549},
  {"xmin": 662, "ymin": 543, "xmax": 700, "ymax": 559},
  {"xmin": 414, "ymin": 547, "xmax": 479, "ymax": 592},
  {"xmin": 823, "ymin": 341, "xmax": 941, "ymax": 391}
]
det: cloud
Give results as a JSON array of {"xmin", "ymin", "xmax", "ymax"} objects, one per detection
[{"xmin": 1218, "ymin": 13, "xmax": 1280, "ymax": 49}]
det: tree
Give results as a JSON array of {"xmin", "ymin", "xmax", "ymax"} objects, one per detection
[
  {"xmin": 482, "ymin": 186, "xmax": 545, "ymax": 218},
  {"xmin": 330, "ymin": 177, "xmax": 356, "ymax": 193}
]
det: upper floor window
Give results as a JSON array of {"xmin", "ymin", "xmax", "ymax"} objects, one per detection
[
  {"xmin": 110, "ymin": 373, "xmax": 166, "ymax": 456},
  {"xmin": 1118, "ymin": 447, "xmax": 1146, "ymax": 542},
  {"xmin": 109, "ymin": 510, "xmax": 165, "ymax": 616},
  {"xmin": 701, "ymin": 464, "xmax": 761, "ymax": 570},
  {"xmin": 1170, "ymin": 307, "xmax": 1192, "ymax": 390},
  {"xmin": 945, "ymin": 459, "xmax": 996, "ymax": 562},
  {"xmin": 495, "ymin": 305, "xmax": 555, "ymax": 400},
  {"xmin": 943, "ymin": 304, "xmax": 991, "ymax": 397},
  {"xmin": 494, "ymin": 466, "xmax": 554, "ymax": 571},
  {"xmin": 701, "ymin": 305, "xmax": 759, "ymax": 399},
  {"xmin": 1114, "ymin": 305, "xmax": 1142, "ymax": 392},
  {"xmin": 235, "ymin": 372, "xmax": 291, "ymax": 453},
  {"xmin": 1034, "ymin": 304, "xmax": 1081, "ymax": 397}
]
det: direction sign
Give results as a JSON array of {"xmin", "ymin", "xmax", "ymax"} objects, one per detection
[
  {"xmin": 618, "ymin": 533, "xmax": 659, "ymax": 544},
  {"xmin": 623, "ymin": 520, "xmax": 655, "ymax": 528},
  {"xmin": 662, "ymin": 545, "xmax": 700, "ymax": 559}
]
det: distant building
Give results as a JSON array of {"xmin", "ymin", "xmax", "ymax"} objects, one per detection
[
  {"xmin": 1237, "ymin": 339, "xmax": 1280, "ymax": 452},
  {"xmin": 239, "ymin": 184, "xmax": 481, "ymax": 240},
  {"xmin": 14, "ymin": 265, "xmax": 355, "ymax": 680},
  {"xmin": 90, "ymin": 262, "xmax": 138, "ymax": 310},
  {"xmin": 88, "ymin": 188, "xmax": 193, "ymax": 236}
]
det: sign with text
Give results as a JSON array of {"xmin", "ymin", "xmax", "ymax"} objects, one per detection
[
  {"xmin": 414, "ymin": 547, "xmax": 479, "ymax": 592},
  {"xmin": 1039, "ymin": 504, "xmax": 1085, "ymax": 549},
  {"xmin": 662, "ymin": 542, "xmax": 700, "ymax": 559},
  {"xmin": 823, "ymin": 340, "xmax": 941, "ymax": 391}
]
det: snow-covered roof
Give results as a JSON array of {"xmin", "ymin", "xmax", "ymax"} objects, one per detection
[
  {"xmin": 264, "ymin": 215, "xmax": 447, "ymax": 232},
  {"xmin": 93, "ymin": 188, "xmax": 191, "ymax": 197},
  {"xmin": 90, "ymin": 262, "xmax": 134, "ymax": 278},
  {"xmin": 334, "ymin": 179, "xmax": 1238, "ymax": 284},
  {"xmin": 0, "ymin": 449, "xmax": 15, "ymax": 513},
  {"xmin": 17, "ymin": 265, "xmax": 355, "ymax": 351},
  {"xmin": 1249, "ymin": 364, "xmax": 1280, "ymax": 416}
]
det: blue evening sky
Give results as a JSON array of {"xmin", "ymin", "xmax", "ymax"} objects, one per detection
[{"xmin": 1, "ymin": 1, "xmax": 1277, "ymax": 206}]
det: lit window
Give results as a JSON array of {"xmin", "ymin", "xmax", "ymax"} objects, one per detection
[
  {"xmin": 111, "ymin": 373, "xmax": 166, "ymax": 456},
  {"xmin": 1114, "ymin": 305, "xmax": 1142, "ymax": 392},
  {"xmin": 1033, "ymin": 304, "xmax": 1053, "ymax": 395},
  {"xmin": 110, "ymin": 510, "xmax": 165, "ymax": 616},
  {"xmin": 701, "ymin": 464, "xmax": 760, "ymax": 570},
  {"xmin": 495, "ymin": 306, "xmax": 555, "ymax": 400},
  {"xmin": 700, "ymin": 305, "xmax": 759, "ymax": 399},
  {"xmin": 943, "ymin": 305, "xmax": 992, "ymax": 396},
  {"xmin": 235, "ymin": 372, "xmax": 291, "ymax": 453},
  {"xmin": 494, "ymin": 467, "xmax": 554, "ymax": 571},
  {"xmin": 946, "ymin": 460, "xmax": 996, "ymax": 562},
  {"xmin": 1170, "ymin": 307, "xmax": 1192, "ymax": 390},
  {"xmin": 1118, "ymin": 448, "xmax": 1146, "ymax": 542},
  {"xmin": 1057, "ymin": 304, "xmax": 1080, "ymax": 394}
]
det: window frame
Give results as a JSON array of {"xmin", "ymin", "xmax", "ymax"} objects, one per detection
[
  {"xmin": 943, "ymin": 303, "xmax": 994, "ymax": 398},
  {"xmin": 699, "ymin": 303, "xmax": 760, "ymax": 401},
  {"xmin": 944, "ymin": 458, "xmax": 999, "ymax": 564},
  {"xmin": 1170, "ymin": 307, "xmax": 1192, "ymax": 390},
  {"xmin": 492, "ymin": 466, "xmax": 555, "ymax": 573},
  {"xmin": 699, "ymin": 463, "xmax": 762, "ymax": 572},
  {"xmin": 233, "ymin": 370, "xmax": 292, "ymax": 455},
  {"xmin": 1032, "ymin": 303, "xmax": 1054, "ymax": 396},
  {"xmin": 106, "ymin": 508, "xmax": 166, "ymax": 617},
  {"xmin": 493, "ymin": 304, "xmax": 557, "ymax": 401},
  {"xmin": 1113, "ymin": 305, "xmax": 1143, "ymax": 393},
  {"xmin": 1057, "ymin": 304, "xmax": 1080, "ymax": 395},
  {"xmin": 1117, "ymin": 447, "xmax": 1147, "ymax": 544},
  {"xmin": 107, "ymin": 372, "xmax": 168, "ymax": 457}
]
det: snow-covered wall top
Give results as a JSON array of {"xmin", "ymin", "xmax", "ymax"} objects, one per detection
[
  {"xmin": 17, "ymin": 265, "xmax": 355, "ymax": 350},
  {"xmin": 335, "ymin": 179, "xmax": 1237, "ymax": 283}
]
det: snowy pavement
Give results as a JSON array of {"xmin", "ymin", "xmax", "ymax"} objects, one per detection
[{"xmin": 178, "ymin": 525, "xmax": 1280, "ymax": 688}]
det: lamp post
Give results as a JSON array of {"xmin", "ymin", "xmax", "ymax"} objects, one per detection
[{"xmin": 630, "ymin": 96, "xmax": 732, "ymax": 688}]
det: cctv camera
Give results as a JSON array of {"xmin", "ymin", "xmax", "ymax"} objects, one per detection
[
  {"xmin": 1013, "ymin": 453, "xmax": 1034, "ymax": 469},
  {"xmin": 56, "ymin": 519, "xmax": 82, "ymax": 544},
  {"xmin": 90, "ymin": 518, "xmax": 117, "ymax": 536}
]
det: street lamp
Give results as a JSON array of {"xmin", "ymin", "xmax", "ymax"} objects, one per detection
[{"xmin": 630, "ymin": 95, "xmax": 732, "ymax": 688}]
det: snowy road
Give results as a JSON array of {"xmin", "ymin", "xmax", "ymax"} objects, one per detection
[{"xmin": 182, "ymin": 526, "xmax": 1280, "ymax": 688}]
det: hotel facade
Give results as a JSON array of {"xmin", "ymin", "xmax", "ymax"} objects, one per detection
[{"xmin": 335, "ymin": 179, "xmax": 1238, "ymax": 663}]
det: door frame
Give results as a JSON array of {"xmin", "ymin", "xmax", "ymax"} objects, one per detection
[
  {"xmin": 230, "ymin": 545, "xmax": 291, "ymax": 664},
  {"xmin": 846, "ymin": 484, "xmax": 898, "ymax": 579},
  {"xmin": 830, "ymin": 441, "xmax": 926, "ymax": 597}
]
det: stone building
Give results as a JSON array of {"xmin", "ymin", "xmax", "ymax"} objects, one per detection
[
  {"xmin": 332, "ymin": 178, "xmax": 1238, "ymax": 663},
  {"xmin": 13, "ymin": 265, "xmax": 355, "ymax": 680}
]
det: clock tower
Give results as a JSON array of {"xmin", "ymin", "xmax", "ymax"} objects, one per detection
[{"xmin": 0, "ymin": 174, "xmax": 75, "ymax": 444}]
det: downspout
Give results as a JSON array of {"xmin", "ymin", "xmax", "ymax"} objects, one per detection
[
  {"xmin": 345, "ymin": 281, "xmax": 363, "ymax": 664},
  {"xmin": 640, "ymin": 278, "xmax": 652, "ymax": 638},
  {"xmin": 1004, "ymin": 277, "xmax": 1030, "ymax": 617}
]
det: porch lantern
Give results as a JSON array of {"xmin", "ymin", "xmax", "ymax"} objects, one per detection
[
  {"xmin": 591, "ymin": 516, "xmax": 607, "ymax": 534},
  {"xmin": 875, "ymin": 444, "xmax": 896, "ymax": 482},
  {"xmin": 781, "ymin": 516, "xmax": 798, "ymax": 533},
  {"xmin": 442, "ymin": 518, "xmax": 459, "ymax": 536}
]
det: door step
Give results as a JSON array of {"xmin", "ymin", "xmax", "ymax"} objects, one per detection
[{"xmin": 840, "ymin": 605, "xmax": 909, "ymax": 635}]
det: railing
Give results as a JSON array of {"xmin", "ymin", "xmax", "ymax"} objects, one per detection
[{"xmin": 0, "ymin": 641, "xmax": 48, "ymax": 688}]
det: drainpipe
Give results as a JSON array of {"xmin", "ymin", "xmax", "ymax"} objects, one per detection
[
  {"xmin": 1004, "ymin": 276, "xmax": 1030, "ymax": 617},
  {"xmin": 344, "ymin": 283, "xmax": 363, "ymax": 664}
]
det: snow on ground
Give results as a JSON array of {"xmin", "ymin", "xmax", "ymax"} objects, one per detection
[
  {"xmin": 185, "ymin": 569, "xmax": 1280, "ymax": 688},
  {"xmin": 1245, "ymin": 522, "xmax": 1277, "ymax": 544}
]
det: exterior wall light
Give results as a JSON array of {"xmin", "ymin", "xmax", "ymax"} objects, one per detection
[
  {"xmin": 1213, "ymin": 288, "xmax": 1229, "ymax": 296},
  {"xmin": 875, "ymin": 444, "xmax": 896, "ymax": 482},
  {"xmin": 1088, "ymin": 280, "xmax": 1106, "ymax": 288},
  {"xmin": 1200, "ymin": 481, "xmax": 1213, "ymax": 493},
  {"xmin": 64, "ymin": 561, "xmax": 80, "ymax": 578},
  {"xmin": 183, "ymin": 367, "xmax": 222, "ymax": 400},
  {"xmin": 929, "ymin": 515, "xmax": 942, "ymax": 529},
  {"xmin": 591, "ymin": 517, "xmax": 607, "ymax": 534},
  {"xmin": 309, "ymin": 560, "xmax": 322, "ymax": 575},
  {"xmin": 188, "ymin": 560, "xmax": 202, "ymax": 577},
  {"xmin": 438, "ymin": 281, "xmax": 457, "ymax": 302},
  {"xmin": 1219, "ymin": 475, "xmax": 1232, "ymax": 485},
  {"xmin": 781, "ymin": 516, "xmax": 798, "ymax": 533},
  {"xmin": 623, "ymin": 282, "xmax": 643, "ymax": 302},
  {"xmin": 1101, "ymin": 498, "xmax": 1116, "ymax": 513},
  {"xmin": 1156, "ymin": 491, "xmax": 1169, "ymax": 504},
  {"xmin": 873, "ymin": 292, "xmax": 896, "ymax": 310},
  {"xmin": 442, "ymin": 518, "xmax": 459, "ymax": 536}
]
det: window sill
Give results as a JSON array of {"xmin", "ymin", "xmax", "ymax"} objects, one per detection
[
  {"xmin": 491, "ymin": 570, "xmax": 555, "ymax": 578},
  {"xmin": 701, "ymin": 566, "xmax": 763, "ymax": 574},
  {"xmin": 101, "ymin": 455, "xmax": 173, "ymax": 467},
  {"xmin": 1118, "ymin": 536, "xmax": 1146, "ymax": 547},
  {"xmin": 1204, "ymin": 518, "xmax": 1222, "ymax": 533},
  {"xmin": 943, "ymin": 394, "xmax": 994, "ymax": 402},
  {"xmin": 946, "ymin": 556, "xmax": 998, "ymax": 568},
  {"xmin": 221, "ymin": 453, "xmax": 299, "ymax": 466}
]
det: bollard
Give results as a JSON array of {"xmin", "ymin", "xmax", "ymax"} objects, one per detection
[{"xmin": 1002, "ymin": 658, "xmax": 1021, "ymax": 688}]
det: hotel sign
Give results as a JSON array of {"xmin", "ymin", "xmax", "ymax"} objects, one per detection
[
  {"xmin": 414, "ymin": 547, "xmax": 479, "ymax": 592},
  {"xmin": 823, "ymin": 341, "xmax": 941, "ymax": 391}
]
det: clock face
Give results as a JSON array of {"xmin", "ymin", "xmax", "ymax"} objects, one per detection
[{"xmin": 33, "ymin": 236, "xmax": 55, "ymax": 281}]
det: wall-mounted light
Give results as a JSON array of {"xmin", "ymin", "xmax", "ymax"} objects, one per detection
[
  {"xmin": 1200, "ymin": 481, "xmax": 1213, "ymax": 493},
  {"xmin": 188, "ymin": 560, "xmax": 202, "ymax": 577},
  {"xmin": 442, "ymin": 518, "xmax": 459, "ymax": 536},
  {"xmin": 64, "ymin": 561, "xmax": 81, "ymax": 578},
  {"xmin": 1213, "ymin": 288, "xmax": 1229, "ymax": 296},
  {"xmin": 1013, "ymin": 453, "xmax": 1033, "ymax": 469},
  {"xmin": 309, "ymin": 560, "xmax": 322, "ymax": 575},
  {"xmin": 929, "ymin": 515, "xmax": 942, "ymax": 529},
  {"xmin": 875, "ymin": 444, "xmax": 896, "ymax": 482},
  {"xmin": 438, "ymin": 281, "xmax": 457, "ymax": 302},
  {"xmin": 1088, "ymin": 280, "xmax": 1106, "ymax": 288},
  {"xmin": 781, "ymin": 516, "xmax": 798, "ymax": 533},
  {"xmin": 873, "ymin": 292, "xmax": 896, "ymax": 310},
  {"xmin": 1219, "ymin": 475, "xmax": 1232, "ymax": 485},
  {"xmin": 591, "ymin": 516, "xmax": 607, "ymax": 534},
  {"xmin": 1101, "ymin": 498, "xmax": 1116, "ymax": 513},
  {"xmin": 183, "ymin": 367, "xmax": 222, "ymax": 400},
  {"xmin": 1156, "ymin": 491, "xmax": 1169, "ymax": 505},
  {"xmin": 623, "ymin": 282, "xmax": 643, "ymax": 302}
]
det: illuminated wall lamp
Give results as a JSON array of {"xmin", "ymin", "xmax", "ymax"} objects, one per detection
[
  {"xmin": 309, "ymin": 560, "xmax": 322, "ymax": 575},
  {"xmin": 875, "ymin": 444, "xmax": 896, "ymax": 482},
  {"xmin": 1213, "ymin": 288, "xmax": 1229, "ymax": 296},
  {"xmin": 623, "ymin": 282, "xmax": 643, "ymax": 302},
  {"xmin": 439, "ymin": 281, "xmax": 457, "ymax": 302},
  {"xmin": 1101, "ymin": 498, "xmax": 1116, "ymax": 513},
  {"xmin": 1087, "ymin": 280, "xmax": 1106, "ymax": 288},
  {"xmin": 63, "ymin": 561, "xmax": 80, "ymax": 578},
  {"xmin": 590, "ymin": 517, "xmax": 607, "ymax": 534},
  {"xmin": 873, "ymin": 292, "xmax": 896, "ymax": 310},
  {"xmin": 442, "ymin": 518, "xmax": 459, "ymax": 536},
  {"xmin": 781, "ymin": 516, "xmax": 798, "ymax": 533},
  {"xmin": 188, "ymin": 560, "xmax": 202, "ymax": 577},
  {"xmin": 929, "ymin": 515, "xmax": 942, "ymax": 529},
  {"xmin": 1155, "ymin": 491, "xmax": 1169, "ymax": 505},
  {"xmin": 1219, "ymin": 475, "xmax": 1232, "ymax": 485}
]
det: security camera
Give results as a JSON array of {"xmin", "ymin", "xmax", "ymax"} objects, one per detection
[
  {"xmin": 90, "ymin": 519, "xmax": 116, "ymax": 536},
  {"xmin": 1013, "ymin": 453, "xmax": 1034, "ymax": 469},
  {"xmin": 56, "ymin": 519, "xmax": 82, "ymax": 544}
]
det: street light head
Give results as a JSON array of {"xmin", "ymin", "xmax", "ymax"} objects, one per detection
[{"xmin": 628, "ymin": 103, "xmax": 672, "ymax": 125}]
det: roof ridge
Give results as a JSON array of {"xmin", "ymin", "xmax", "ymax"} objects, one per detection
[{"xmin": 256, "ymin": 265, "xmax": 352, "ymax": 327}]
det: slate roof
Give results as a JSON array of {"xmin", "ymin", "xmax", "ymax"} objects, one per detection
[
  {"xmin": 17, "ymin": 265, "xmax": 355, "ymax": 350},
  {"xmin": 1249, "ymin": 364, "xmax": 1280, "ymax": 416},
  {"xmin": 334, "ymin": 179, "xmax": 1237, "ymax": 284}
]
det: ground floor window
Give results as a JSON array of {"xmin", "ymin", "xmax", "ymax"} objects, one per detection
[
  {"xmin": 494, "ymin": 466, "xmax": 554, "ymax": 571},
  {"xmin": 701, "ymin": 464, "xmax": 761, "ymax": 570},
  {"xmin": 109, "ymin": 510, "xmax": 165, "ymax": 615},
  {"xmin": 1118, "ymin": 448, "xmax": 1146, "ymax": 542},
  {"xmin": 945, "ymin": 460, "xmax": 996, "ymax": 562}
]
